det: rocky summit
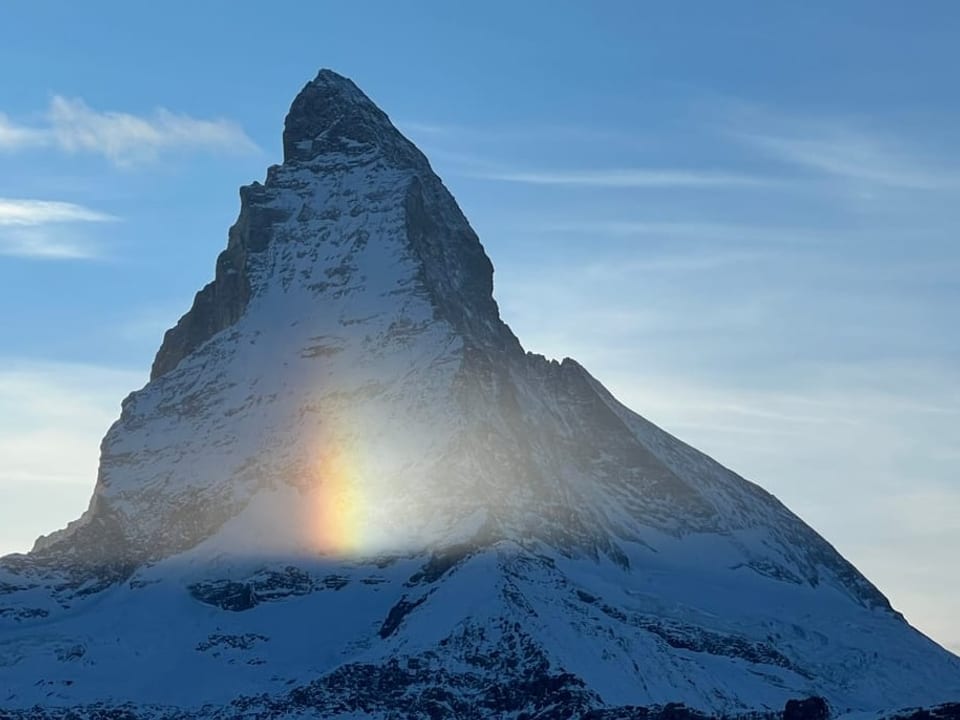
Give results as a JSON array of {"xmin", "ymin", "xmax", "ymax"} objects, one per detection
[{"xmin": 1, "ymin": 70, "xmax": 958, "ymax": 720}]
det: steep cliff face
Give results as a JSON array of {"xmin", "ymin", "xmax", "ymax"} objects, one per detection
[
  {"xmin": 152, "ymin": 70, "xmax": 510, "ymax": 383},
  {"xmin": 1, "ymin": 70, "xmax": 958, "ymax": 719}
]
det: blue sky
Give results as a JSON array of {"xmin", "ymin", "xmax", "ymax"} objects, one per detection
[{"xmin": 0, "ymin": 3, "xmax": 957, "ymax": 652}]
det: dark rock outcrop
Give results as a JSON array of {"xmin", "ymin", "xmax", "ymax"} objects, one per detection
[{"xmin": 784, "ymin": 697, "xmax": 830, "ymax": 720}]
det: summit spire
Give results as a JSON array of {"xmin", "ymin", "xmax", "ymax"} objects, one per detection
[{"xmin": 282, "ymin": 69, "xmax": 422, "ymax": 166}]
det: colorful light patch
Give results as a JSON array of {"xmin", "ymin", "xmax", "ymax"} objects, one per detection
[{"xmin": 310, "ymin": 441, "xmax": 367, "ymax": 556}]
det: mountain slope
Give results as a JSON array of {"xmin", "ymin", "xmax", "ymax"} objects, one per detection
[{"xmin": 1, "ymin": 69, "xmax": 958, "ymax": 719}]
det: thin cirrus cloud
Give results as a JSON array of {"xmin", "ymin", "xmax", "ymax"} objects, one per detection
[
  {"xmin": 401, "ymin": 120, "xmax": 653, "ymax": 150},
  {"xmin": 741, "ymin": 131, "xmax": 957, "ymax": 190},
  {"xmin": 533, "ymin": 220, "xmax": 823, "ymax": 245},
  {"xmin": 407, "ymin": 111, "xmax": 958, "ymax": 192},
  {"xmin": 719, "ymin": 102, "xmax": 959, "ymax": 190},
  {"xmin": 472, "ymin": 167, "xmax": 767, "ymax": 188},
  {"xmin": 0, "ymin": 96, "xmax": 258, "ymax": 167},
  {"xmin": 401, "ymin": 122, "xmax": 771, "ymax": 189},
  {"xmin": 0, "ymin": 114, "xmax": 46, "ymax": 149},
  {"xmin": 0, "ymin": 198, "xmax": 117, "ymax": 259}
]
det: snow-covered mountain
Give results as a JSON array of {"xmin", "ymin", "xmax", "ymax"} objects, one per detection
[{"xmin": 1, "ymin": 70, "xmax": 958, "ymax": 720}]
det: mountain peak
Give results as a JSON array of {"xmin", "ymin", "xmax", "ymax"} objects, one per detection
[
  {"xmin": 282, "ymin": 69, "xmax": 409, "ymax": 164},
  {"xmin": 5, "ymin": 68, "xmax": 960, "ymax": 718},
  {"xmin": 150, "ymin": 68, "xmax": 509, "ymax": 381}
]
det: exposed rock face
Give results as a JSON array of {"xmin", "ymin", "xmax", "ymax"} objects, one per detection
[
  {"xmin": 152, "ymin": 71, "xmax": 507, "ymax": 382},
  {"xmin": 1, "ymin": 69, "xmax": 959, "ymax": 719},
  {"xmin": 783, "ymin": 697, "xmax": 830, "ymax": 720},
  {"xmin": 886, "ymin": 704, "xmax": 960, "ymax": 720},
  {"xmin": 149, "ymin": 194, "xmax": 253, "ymax": 380}
]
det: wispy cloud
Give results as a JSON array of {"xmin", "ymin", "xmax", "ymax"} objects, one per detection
[
  {"xmin": 723, "ymin": 104, "xmax": 959, "ymax": 190},
  {"xmin": 0, "ymin": 361, "xmax": 143, "ymax": 486},
  {"xmin": 472, "ymin": 168, "xmax": 768, "ymax": 188},
  {"xmin": 400, "ymin": 120, "xmax": 773, "ymax": 189},
  {"xmin": 0, "ymin": 361, "xmax": 143, "ymax": 555},
  {"xmin": 0, "ymin": 96, "xmax": 258, "ymax": 167},
  {"xmin": 0, "ymin": 198, "xmax": 116, "ymax": 259},
  {"xmin": 400, "ymin": 119, "xmax": 651, "ymax": 149},
  {"xmin": 0, "ymin": 112, "xmax": 47, "ymax": 148},
  {"xmin": 742, "ymin": 131, "xmax": 956, "ymax": 190},
  {"xmin": 534, "ymin": 220, "xmax": 825, "ymax": 245},
  {"xmin": 0, "ymin": 198, "xmax": 116, "ymax": 226},
  {"xmin": 584, "ymin": 249, "xmax": 772, "ymax": 276},
  {"xmin": 0, "ymin": 229, "xmax": 101, "ymax": 260}
]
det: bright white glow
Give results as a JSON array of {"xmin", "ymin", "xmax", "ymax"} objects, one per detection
[{"xmin": 0, "ymin": 362, "xmax": 144, "ymax": 555}]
